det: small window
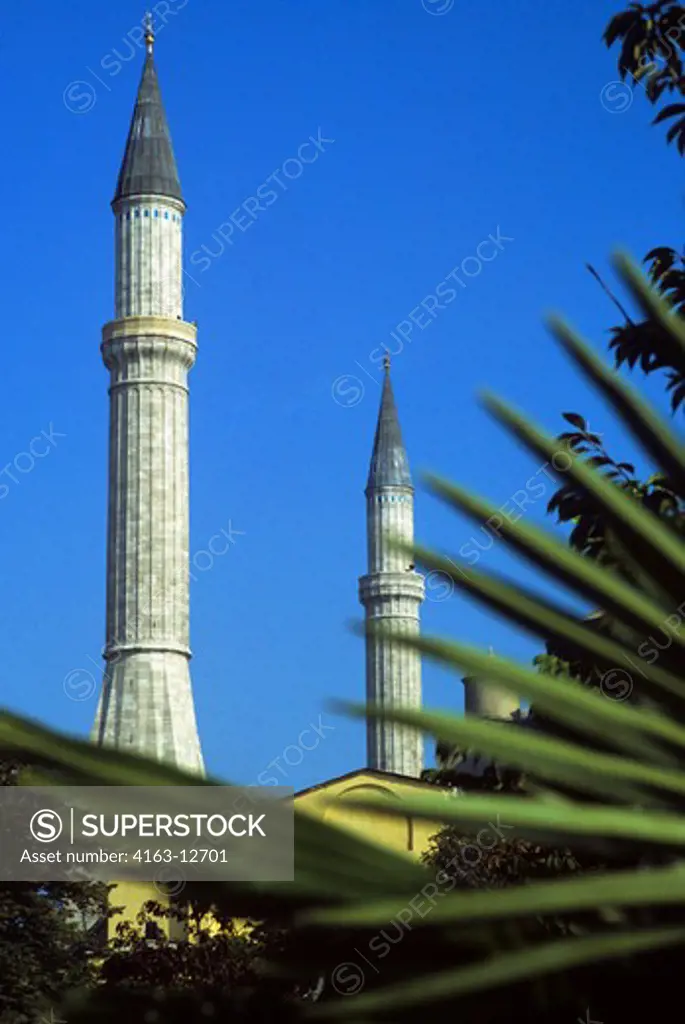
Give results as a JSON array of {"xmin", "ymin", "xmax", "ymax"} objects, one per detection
[
  {"xmin": 135, "ymin": 209, "xmax": 140, "ymax": 218},
  {"xmin": 154, "ymin": 209, "xmax": 159, "ymax": 217},
  {"xmin": 126, "ymin": 211, "xmax": 131, "ymax": 221},
  {"xmin": 144, "ymin": 209, "xmax": 149, "ymax": 217},
  {"xmin": 164, "ymin": 211, "xmax": 169, "ymax": 220}
]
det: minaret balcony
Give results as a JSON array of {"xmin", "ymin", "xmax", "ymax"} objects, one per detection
[
  {"xmin": 102, "ymin": 315, "xmax": 197, "ymax": 343},
  {"xmin": 101, "ymin": 317, "xmax": 197, "ymax": 375},
  {"xmin": 358, "ymin": 571, "xmax": 425, "ymax": 606}
]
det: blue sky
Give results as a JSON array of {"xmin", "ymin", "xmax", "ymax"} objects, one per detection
[{"xmin": 0, "ymin": 0, "xmax": 681, "ymax": 790}]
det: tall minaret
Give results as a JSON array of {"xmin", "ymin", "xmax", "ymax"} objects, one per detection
[
  {"xmin": 359, "ymin": 356, "xmax": 425, "ymax": 777},
  {"xmin": 92, "ymin": 20, "xmax": 204, "ymax": 775}
]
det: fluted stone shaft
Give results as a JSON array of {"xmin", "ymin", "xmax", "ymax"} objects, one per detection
[
  {"xmin": 366, "ymin": 482, "xmax": 415, "ymax": 574},
  {"xmin": 115, "ymin": 195, "xmax": 184, "ymax": 319},
  {"xmin": 92, "ymin": 189, "xmax": 204, "ymax": 775},
  {"xmin": 359, "ymin": 482, "xmax": 425, "ymax": 777}
]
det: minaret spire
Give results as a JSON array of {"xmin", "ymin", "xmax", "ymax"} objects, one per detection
[
  {"xmin": 92, "ymin": 39, "xmax": 203, "ymax": 774},
  {"xmin": 359, "ymin": 362, "xmax": 425, "ymax": 777},
  {"xmin": 114, "ymin": 19, "xmax": 182, "ymax": 205},
  {"xmin": 144, "ymin": 11, "xmax": 154, "ymax": 53},
  {"xmin": 367, "ymin": 355, "xmax": 411, "ymax": 491}
]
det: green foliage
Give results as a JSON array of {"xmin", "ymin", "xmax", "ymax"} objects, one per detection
[
  {"xmin": 62, "ymin": 901, "xmax": 302, "ymax": 1024},
  {"xmin": 609, "ymin": 248, "xmax": 685, "ymax": 411},
  {"xmin": 0, "ymin": 761, "xmax": 110, "ymax": 1024},
  {"xmin": 581, "ymin": 248, "xmax": 685, "ymax": 415},
  {"xmin": 542, "ymin": 259, "xmax": 685, "ymax": 693},
  {"xmin": 604, "ymin": 1, "xmax": 685, "ymax": 150},
  {"xmin": 421, "ymin": 729, "xmax": 526, "ymax": 792},
  {"xmin": 423, "ymin": 830, "xmax": 585, "ymax": 892},
  {"xmin": 587, "ymin": 8, "xmax": 685, "ymax": 426},
  {"xmin": 545, "ymin": 8, "xmax": 685, "ymax": 678},
  {"xmin": 549, "ymin": 411, "xmax": 681, "ymax": 568}
]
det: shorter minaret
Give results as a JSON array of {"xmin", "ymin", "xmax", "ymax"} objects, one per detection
[{"xmin": 359, "ymin": 356, "xmax": 425, "ymax": 777}]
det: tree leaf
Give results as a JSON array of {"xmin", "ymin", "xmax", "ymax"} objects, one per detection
[{"xmin": 562, "ymin": 413, "xmax": 587, "ymax": 430}]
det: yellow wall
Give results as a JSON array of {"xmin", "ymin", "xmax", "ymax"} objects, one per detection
[
  {"xmin": 107, "ymin": 879, "xmax": 173, "ymax": 940},
  {"xmin": 107, "ymin": 770, "xmax": 440, "ymax": 939},
  {"xmin": 294, "ymin": 769, "xmax": 441, "ymax": 859}
]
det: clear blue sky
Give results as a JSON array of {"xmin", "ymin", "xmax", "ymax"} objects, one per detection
[{"xmin": 0, "ymin": 0, "xmax": 681, "ymax": 789}]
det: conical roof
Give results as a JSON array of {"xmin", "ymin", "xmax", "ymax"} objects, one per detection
[
  {"xmin": 113, "ymin": 41, "xmax": 183, "ymax": 204},
  {"xmin": 367, "ymin": 358, "xmax": 412, "ymax": 489}
]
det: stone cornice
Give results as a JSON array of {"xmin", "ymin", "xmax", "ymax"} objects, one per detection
[
  {"xmin": 359, "ymin": 571, "xmax": 426, "ymax": 604},
  {"xmin": 104, "ymin": 642, "xmax": 192, "ymax": 660},
  {"xmin": 101, "ymin": 318, "xmax": 197, "ymax": 373},
  {"xmin": 102, "ymin": 316, "xmax": 197, "ymax": 345},
  {"xmin": 111, "ymin": 193, "xmax": 186, "ymax": 216}
]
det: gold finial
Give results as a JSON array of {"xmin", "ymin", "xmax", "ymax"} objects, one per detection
[
  {"xmin": 383, "ymin": 351, "xmax": 391, "ymax": 373},
  {"xmin": 144, "ymin": 11, "xmax": 154, "ymax": 53}
]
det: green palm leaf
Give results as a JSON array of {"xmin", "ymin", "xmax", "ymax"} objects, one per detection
[
  {"xmin": 340, "ymin": 697, "xmax": 685, "ymax": 804},
  {"xmin": 425, "ymin": 474, "xmax": 683, "ymax": 650},
  {"xmin": 326, "ymin": 791, "xmax": 685, "ymax": 854},
  {"xmin": 482, "ymin": 393, "xmax": 685, "ymax": 596},
  {"xmin": 549, "ymin": 311, "xmax": 685, "ymax": 494},
  {"xmin": 360, "ymin": 619, "xmax": 685, "ymax": 765},
  {"xmin": 401, "ymin": 548, "xmax": 685, "ymax": 714},
  {"xmin": 615, "ymin": 251, "xmax": 685, "ymax": 354}
]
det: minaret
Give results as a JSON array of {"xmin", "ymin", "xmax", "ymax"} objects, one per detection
[
  {"xmin": 359, "ymin": 356, "xmax": 425, "ymax": 777},
  {"xmin": 92, "ymin": 19, "xmax": 204, "ymax": 774}
]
